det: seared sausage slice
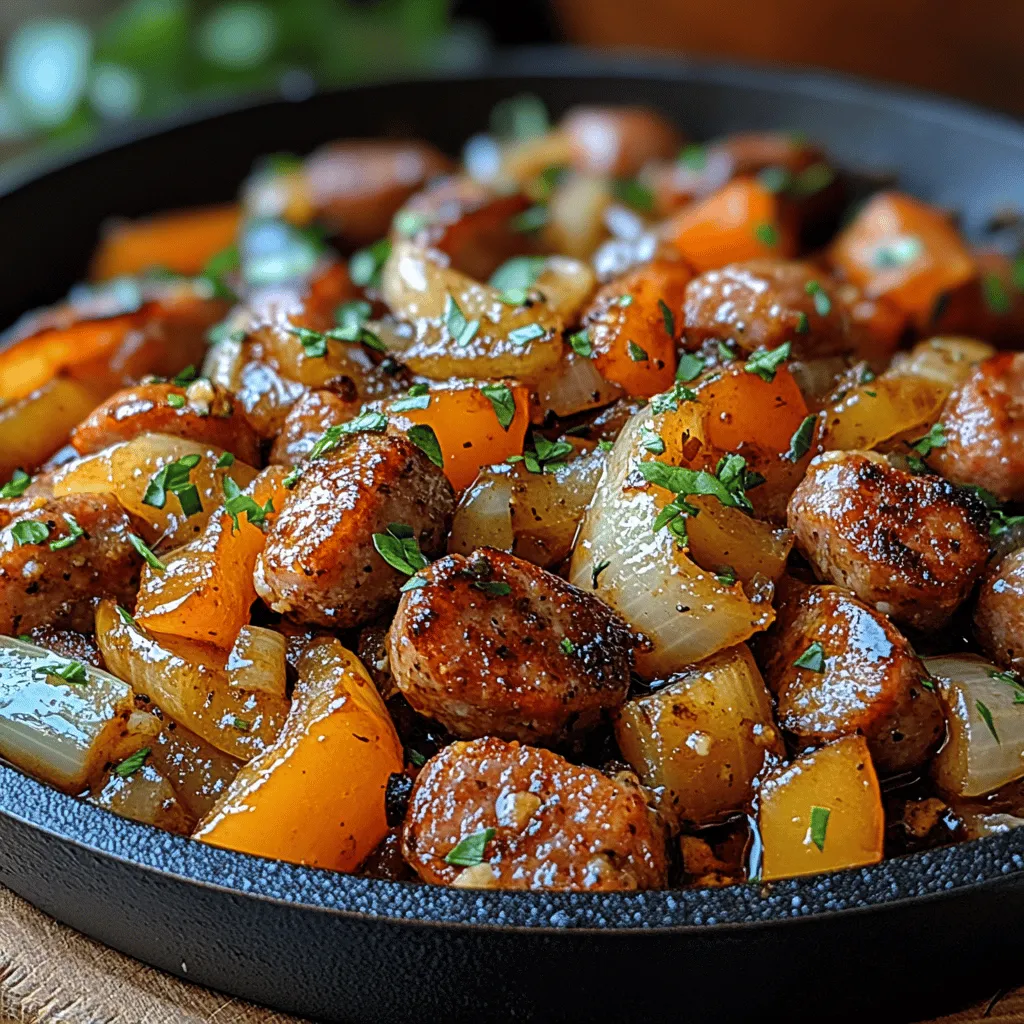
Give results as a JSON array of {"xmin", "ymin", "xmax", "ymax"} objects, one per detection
[
  {"xmin": 268, "ymin": 388, "xmax": 360, "ymax": 467},
  {"xmin": 682, "ymin": 260, "xmax": 850, "ymax": 362},
  {"xmin": 560, "ymin": 106, "xmax": 683, "ymax": 178},
  {"xmin": 975, "ymin": 547, "xmax": 1024, "ymax": 674},
  {"xmin": 758, "ymin": 582, "xmax": 944, "ymax": 774},
  {"xmin": 930, "ymin": 353, "xmax": 1024, "ymax": 503},
  {"xmin": 254, "ymin": 432, "xmax": 454, "ymax": 629},
  {"xmin": 788, "ymin": 451, "xmax": 989, "ymax": 632},
  {"xmin": 402, "ymin": 737, "xmax": 667, "ymax": 890},
  {"xmin": 0, "ymin": 494, "xmax": 141, "ymax": 634},
  {"xmin": 71, "ymin": 380, "xmax": 261, "ymax": 465},
  {"xmin": 388, "ymin": 549, "xmax": 634, "ymax": 744}
]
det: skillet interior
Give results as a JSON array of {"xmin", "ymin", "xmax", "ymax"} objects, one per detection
[{"xmin": 1, "ymin": 47, "xmax": 1024, "ymax": 1023}]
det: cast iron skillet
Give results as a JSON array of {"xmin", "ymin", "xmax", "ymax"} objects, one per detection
[{"xmin": 1, "ymin": 48, "xmax": 1023, "ymax": 1024}]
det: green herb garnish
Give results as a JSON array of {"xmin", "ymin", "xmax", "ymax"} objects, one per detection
[
  {"xmin": 445, "ymin": 294, "xmax": 480, "ymax": 348},
  {"xmin": 479, "ymin": 382, "xmax": 516, "ymax": 431},
  {"xmin": 627, "ymin": 341, "xmax": 649, "ymax": 362},
  {"xmin": 223, "ymin": 477, "xmax": 273, "ymax": 532},
  {"xmin": 794, "ymin": 641, "xmax": 826, "ymax": 673},
  {"xmin": 48, "ymin": 514, "xmax": 84, "ymax": 551},
  {"xmin": 349, "ymin": 238, "xmax": 392, "ymax": 288},
  {"xmin": 977, "ymin": 699, "xmax": 1000, "ymax": 743},
  {"xmin": 444, "ymin": 827, "xmax": 496, "ymax": 867},
  {"xmin": 128, "ymin": 534, "xmax": 166, "ymax": 571},
  {"xmin": 754, "ymin": 222, "xmax": 779, "ymax": 247},
  {"xmin": 391, "ymin": 383, "xmax": 431, "ymax": 412},
  {"xmin": 591, "ymin": 559, "xmax": 611, "ymax": 588},
  {"xmin": 809, "ymin": 805, "xmax": 830, "ymax": 851},
  {"xmin": 10, "ymin": 520, "xmax": 49, "ymax": 546},
  {"xmin": 307, "ymin": 411, "xmax": 388, "ymax": 462},
  {"xmin": 114, "ymin": 747, "xmax": 150, "ymax": 778},
  {"xmin": 407, "ymin": 424, "xmax": 444, "ymax": 469},
  {"xmin": 372, "ymin": 523, "xmax": 428, "ymax": 577},
  {"xmin": 508, "ymin": 323, "xmax": 545, "ymax": 346},
  {"xmin": 785, "ymin": 414, "xmax": 817, "ymax": 463},
  {"xmin": 744, "ymin": 341, "xmax": 792, "ymax": 382},
  {"xmin": 142, "ymin": 454, "xmax": 203, "ymax": 517},
  {"xmin": 569, "ymin": 328, "xmax": 593, "ymax": 357},
  {"xmin": 0, "ymin": 469, "xmax": 31, "ymax": 499}
]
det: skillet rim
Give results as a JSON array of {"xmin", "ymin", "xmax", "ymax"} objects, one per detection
[{"xmin": 1, "ymin": 45, "xmax": 1024, "ymax": 933}]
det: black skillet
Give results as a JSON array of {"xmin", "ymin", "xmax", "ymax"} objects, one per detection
[{"xmin": 1, "ymin": 47, "xmax": 1023, "ymax": 1024}]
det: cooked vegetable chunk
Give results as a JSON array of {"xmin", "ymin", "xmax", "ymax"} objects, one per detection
[
  {"xmin": 561, "ymin": 105, "xmax": 683, "ymax": 177},
  {"xmin": 402, "ymin": 737, "xmax": 667, "ymax": 890},
  {"xmin": 615, "ymin": 645, "xmax": 783, "ymax": 830},
  {"xmin": 788, "ymin": 451, "xmax": 989, "ymax": 631},
  {"xmin": 0, "ymin": 493, "xmax": 142, "ymax": 634},
  {"xmin": 255, "ymin": 431, "xmax": 454, "ymax": 628},
  {"xmin": 389, "ymin": 549, "xmax": 633, "ymax": 744},
  {"xmin": 759, "ymin": 583, "xmax": 944, "ymax": 774},
  {"xmin": 196, "ymin": 638, "xmax": 402, "ymax": 871},
  {"xmin": 758, "ymin": 735, "xmax": 884, "ymax": 881}
]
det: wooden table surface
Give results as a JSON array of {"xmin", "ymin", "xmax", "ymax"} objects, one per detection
[{"xmin": 0, "ymin": 882, "xmax": 1020, "ymax": 1024}]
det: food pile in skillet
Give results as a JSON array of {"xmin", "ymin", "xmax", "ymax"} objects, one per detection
[{"xmin": 1, "ymin": 96, "xmax": 1023, "ymax": 891}]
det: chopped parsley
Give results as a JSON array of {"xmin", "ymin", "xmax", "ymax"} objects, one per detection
[
  {"xmin": 910, "ymin": 422, "xmax": 947, "ymax": 461},
  {"xmin": 977, "ymin": 698, "xmax": 1000, "ymax": 743},
  {"xmin": 490, "ymin": 256, "xmax": 546, "ymax": 298},
  {"xmin": 223, "ymin": 477, "xmax": 274, "ymax": 532},
  {"xmin": 0, "ymin": 469, "xmax": 31, "ymax": 499},
  {"xmin": 399, "ymin": 575, "xmax": 429, "ymax": 592},
  {"xmin": 445, "ymin": 294, "xmax": 480, "ymax": 348},
  {"xmin": 232, "ymin": 717, "xmax": 251, "ymax": 732},
  {"xmin": 48, "ymin": 513, "xmax": 84, "ymax": 551},
  {"xmin": 392, "ymin": 209, "xmax": 430, "ymax": 237},
  {"xmin": 444, "ymin": 827, "xmax": 496, "ymax": 867},
  {"xmin": 872, "ymin": 235, "xmax": 923, "ymax": 269},
  {"xmin": 640, "ymin": 429, "xmax": 666, "ymax": 455},
  {"xmin": 128, "ymin": 534, "xmax": 166, "ymax": 571},
  {"xmin": 349, "ymin": 237, "xmax": 392, "ymax": 288},
  {"xmin": 201, "ymin": 244, "xmax": 241, "ymax": 301},
  {"xmin": 678, "ymin": 144, "xmax": 707, "ymax": 171},
  {"xmin": 618, "ymin": 294, "xmax": 634, "ymax": 307},
  {"xmin": 982, "ymin": 274, "xmax": 1012, "ymax": 315},
  {"xmin": 171, "ymin": 365, "xmax": 197, "ymax": 387},
  {"xmin": 754, "ymin": 222, "xmax": 779, "ymax": 247},
  {"xmin": 804, "ymin": 279, "xmax": 832, "ymax": 316},
  {"xmin": 757, "ymin": 166, "xmax": 791, "ymax": 194},
  {"xmin": 142, "ymin": 454, "xmax": 203, "ymax": 517},
  {"xmin": 795, "ymin": 311, "xmax": 810, "ymax": 334},
  {"xmin": 510, "ymin": 205, "xmax": 548, "ymax": 234},
  {"xmin": 391, "ymin": 383, "xmax": 431, "ymax": 412},
  {"xmin": 306, "ymin": 411, "xmax": 388, "ymax": 462},
  {"xmin": 744, "ymin": 341, "xmax": 792, "ymax": 382},
  {"xmin": 611, "ymin": 178, "xmax": 654, "ymax": 212},
  {"xmin": 639, "ymin": 453, "xmax": 758, "ymax": 518},
  {"xmin": 658, "ymin": 299, "xmax": 676, "ymax": 338},
  {"xmin": 509, "ymin": 433, "xmax": 574, "ymax": 474},
  {"xmin": 114, "ymin": 747, "xmax": 150, "ymax": 778},
  {"xmin": 479, "ymin": 382, "xmax": 517, "ymax": 431},
  {"xmin": 990, "ymin": 669, "xmax": 1024, "ymax": 705},
  {"xmin": 809, "ymin": 805, "xmax": 830, "ymax": 851},
  {"xmin": 373, "ymin": 523, "xmax": 428, "ymax": 577},
  {"xmin": 676, "ymin": 353, "xmax": 704, "ymax": 382},
  {"xmin": 591, "ymin": 558, "xmax": 611, "ymax": 588},
  {"xmin": 216, "ymin": 451, "xmax": 235, "ymax": 469},
  {"xmin": 35, "ymin": 659, "xmax": 88, "ymax": 685},
  {"xmin": 407, "ymin": 424, "xmax": 444, "ymax": 469},
  {"xmin": 407, "ymin": 748, "xmax": 427, "ymax": 768},
  {"xmin": 167, "ymin": 393, "xmax": 186, "ymax": 409},
  {"xmin": 627, "ymin": 341, "xmax": 649, "ymax": 362},
  {"xmin": 559, "ymin": 637, "xmax": 576, "ymax": 655},
  {"xmin": 10, "ymin": 520, "xmax": 49, "ymax": 546},
  {"xmin": 919, "ymin": 674, "xmax": 936, "ymax": 692},
  {"xmin": 569, "ymin": 328, "xmax": 593, "ymax": 357},
  {"xmin": 716, "ymin": 341, "xmax": 736, "ymax": 363},
  {"xmin": 785, "ymin": 414, "xmax": 817, "ymax": 463},
  {"xmin": 472, "ymin": 580, "xmax": 512, "ymax": 597},
  {"xmin": 650, "ymin": 381, "xmax": 698, "ymax": 414},
  {"xmin": 508, "ymin": 323, "xmax": 545, "ymax": 346},
  {"xmin": 794, "ymin": 641, "xmax": 826, "ymax": 673},
  {"xmin": 115, "ymin": 605, "xmax": 139, "ymax": 628},
  {"xmin": 715, "ymin": 566, "xmax": 737, "ymax": 587}
]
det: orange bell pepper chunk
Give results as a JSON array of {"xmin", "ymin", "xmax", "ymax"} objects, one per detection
[
  {"xmin": 829, "ymin": 191, "xmax": 976, "ymax": 329},
  {"xmin": 135, "ymin": 466, "xmax": 291, "ymax": 647},
  {"xmin": 663, "ymin": 178, "xmax": 797, "ymax": 273},
  {"xmin": 383, "ymin": 379, "xmax": 530, "ymax": 492},
  {"xmin": 195, "ymin": 638, "xmax": 402, "ymax": 872},
  {"xmin": 90, "ymin": 204, "xmax": 242, "ymax": 281},
  {"xmin": 697, "ymin": 363, "xmax": 810, "ymax": 455},
  {"xmin": 581, "ymin": 259, "xmax": 691, "ymax": 398},
  {"xmin": 758, "ymin": 735, "xmax": 884, "ymax": 881}
]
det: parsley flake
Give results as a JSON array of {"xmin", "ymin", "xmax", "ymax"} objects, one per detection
[
  {"xmin": 794, "ymin": 641, "xmax": 826, "ymax": 672},
  {"xmin": 167, "ymin": 393, "xmax": 186, "ymax": 409},
  {"xmin": 675, "ymin": 353, "xmax": 704, "ymax": 382},
  {"xmin": 804, "ymin": 279, "xmax": 832, "ymax": 316},
  {"xmin": 128, "ymin": 533, "xmax": 166, "ymax": 571},
  {"xmin": 795, "ymin": 311, "xmax": 810, "ymax": 334},
  {"xmin": 650, "ymin": 382, "xmax": 698, "ymax": 414},
  {"xmin": 391, "ymin": 383, "xmax": 431, "ymax": 412},
  {"xmin": 785, "ymin": 414, "xmax": 817, "ymax": 462},
  {"xmin": 809, "ymin": 805, "xmax": 830, "ymax": 851},
  {"xmin": 627, "ymin": 341, "xmax": 649, "ymax": 362},
  {"xmin": 640, "ymin": 429, "xmax": 666, "ymax": 455},
  {"xmin": 479, "ymin": 382, "xmax": 516, "ymax": 431},
  {"xmin": 911, "ymin": 422, "xmax": 947, "ymax": 459},
  {"xmin": 114, "ymin": 747, "xmax": 150, "ymax": 778},
  {"xmin": 591, "ymin": 558, "xmax": 611, "ymax": 589},
  {"xmin": 349, "ymin": 238, "xmax": 392, "ymax": 288},
  {"xmin": 715, "ymin": 566, "xmax": 737, "ymax": 587},
  {"xmin": 611, "ymin": 178, "xmax": 654, "ymax": 212},
  {"xmin": 508, "ymin": 323, "xmax": 545, "ymax": 346},
  {"xmin": 472, "ymin": 580, "xmax": 512, "ymax": 597},
  {"xmin": 223, "ymin": 477, "xmax": 274, "ymax": 532},
  {"xmin": 569, "ymin": 328, "xmax": 593, "ymax": 357},
  {"xmin": 48, "ymin": 513, "xmax": 84, "ymax": 551},
  {"xmin": 36, "ymin": 658, "xmax": 88, "ymax": 685},
  {"xmin": 873, "ymin": 235, "xmax": 923, "ymax": 269},
  {"xmin": 744, "ymin": 341, "xmax": 791, "ymax": 382},
  {"xmin": 407, "ymin": 424, "xmax": 444, "ymax": 468},
  {"xmin": 559, "ymin": 637, "xmax": 576, "ymax": 655},
  {"xmin": 444, "ymin": 827, "xmax": 496, "ymax": 867},
  {"xmin": 977, "ymin": 698, "xmax": 1000, "ymax": 743},
  {"xmin": 754, "ymin": 222, "xmax": 779, "ymax": 247},
  {"xmin": 510, "ymin": 205, "xmax": 548, "ymax": 233},
  {"xmin": 392, "ymin": 209, "xmax": 430, "ymax": 237},
  {"xmin": 10, "ymin": 520, "xmax": 49, "ymax": 546},
  {"xmin": 445, "ymin": 294, "xmax": 480, "ymax": 348},
  {"xmin": 490, "ymin": 256, "xmax": 546, "ymax": 296},
  {"xmin": 372, "ymin": 523, "xmax": 428, "ymax": 577},
  {"xmin": 142, "ymin": 454, "xmax": 203, "ymax": 517},
  {"xmin": 982, "ymin": 274, "xmax": 1012, "ymax": 315},
  {"xmin": 307, "ymin": 411, "xmax": 388, "ymax": 462},
  {"xmin": 0, "ymin": 469, "xmax": 31, "ymax": 499},
  {"xmin": 679, "ymin": 144, "xmax": 707, "ymax": 171},
  {"xmin": 658, "ymin": 299, "xmax": 676, "ymax": 338}
]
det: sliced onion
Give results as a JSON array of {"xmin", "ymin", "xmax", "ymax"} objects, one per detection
[
  {"xmin": 448, "ymin": 464, "xmax": 514, "ymax": 556},
  {"xmin": 226, "ymin": 626, "xmax": 288, "ymax": 698},
  {"xmin": 540, "ymin": 172, "xmax": 612, "ymax": 259},
  {"xmin": 569, "ymin": 406, "xmax": 775, "ymax": 679},
  {"xmin": 90, "ymin": 762, "xmax": 194, "ymax": 834},
  {"xmin": 535, "ymin": 350, "xmax": 622, "ymax": 419},
  {"xmin": 889, "ymin": 336, "xmax": 996, "ymax": 389},
  {"xmin": 0, "ymin": 635, "xmax": 144, "ymax": 794},
  {"xmin": 928, "ymin": 654, "xmax": 1024, "ymax": 798}
]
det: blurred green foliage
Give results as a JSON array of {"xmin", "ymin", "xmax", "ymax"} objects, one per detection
[{"xmin": 0, "ymin": 0, "xmax": 468, "ymax": 150}]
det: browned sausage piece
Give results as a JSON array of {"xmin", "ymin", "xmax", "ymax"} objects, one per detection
[
  {"xmin": 70, "ymin": 380, "xmax": 261, "ymax": 465},
  {"xmin": 388, "ymin": 549, "xmax": 633, "ymax": 744},
  {"xmin": 788, "ymin": 451, "xmax": 989, "ymax": 632},
  {"xmin": 0, "ymin": 494, "xmax": 142, "ymax": 634},
  {"xmin": 758, "ymin": 583, "xmax": 945, "ymax": 774},
  {"xmin": 560, "ymin": 105, "xmax": 684, "ymax": 178},
  {"xmin": 23, "ymin": 626, "xmax": 105, "ymax": 668},
  {"xmin": 930, "ymin": 353, "xmax": 1024, "ymax": 503},
  {"xmin": 402, "ymin": 737, "xmax": 667, "ymax": 890},
  {"xmin": 268, "ymin": 388, "xmax": 361, "ymax": 467},
  {"xmin": 254, "ymin": 432, "xmax": 454, "ymax": 629},
  {"xmin": 975, "ymin": 547, "xmax": 1024, "ymax": 674},
  {"xmin": 682, "ymin": 260, "xmax": 851, "ymax": 362}
]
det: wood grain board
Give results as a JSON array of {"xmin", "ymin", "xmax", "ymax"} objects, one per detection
[{"xmin": 0, "ymin": 880, "xmax": 1022, "ymax": 1023}]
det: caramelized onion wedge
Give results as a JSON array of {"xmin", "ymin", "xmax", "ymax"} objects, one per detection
[
  {"xmin": 380, "ymin": 240, "xmax": 564, "ymax": 382},
  {"xmin": 928, "ymin": 654, "xmax": 1024, "ymax": 798},
  {"xmin": 195, "ymin": 638, "xmax": 402, "ymax": 872},
  {"xmin": 0, "ymin": 635, "xmax": 144, "ymax": 793},
  {"xmin": 226, "ymin": 626, "xmax": 288, "ymax": 698},
  {"xmin": 569, "ymin": 400, "xmax": 775, "ymax": 678},
  {"xmin": 95, "ymin": 599, "xmax": 288, "ymax": 761}
]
